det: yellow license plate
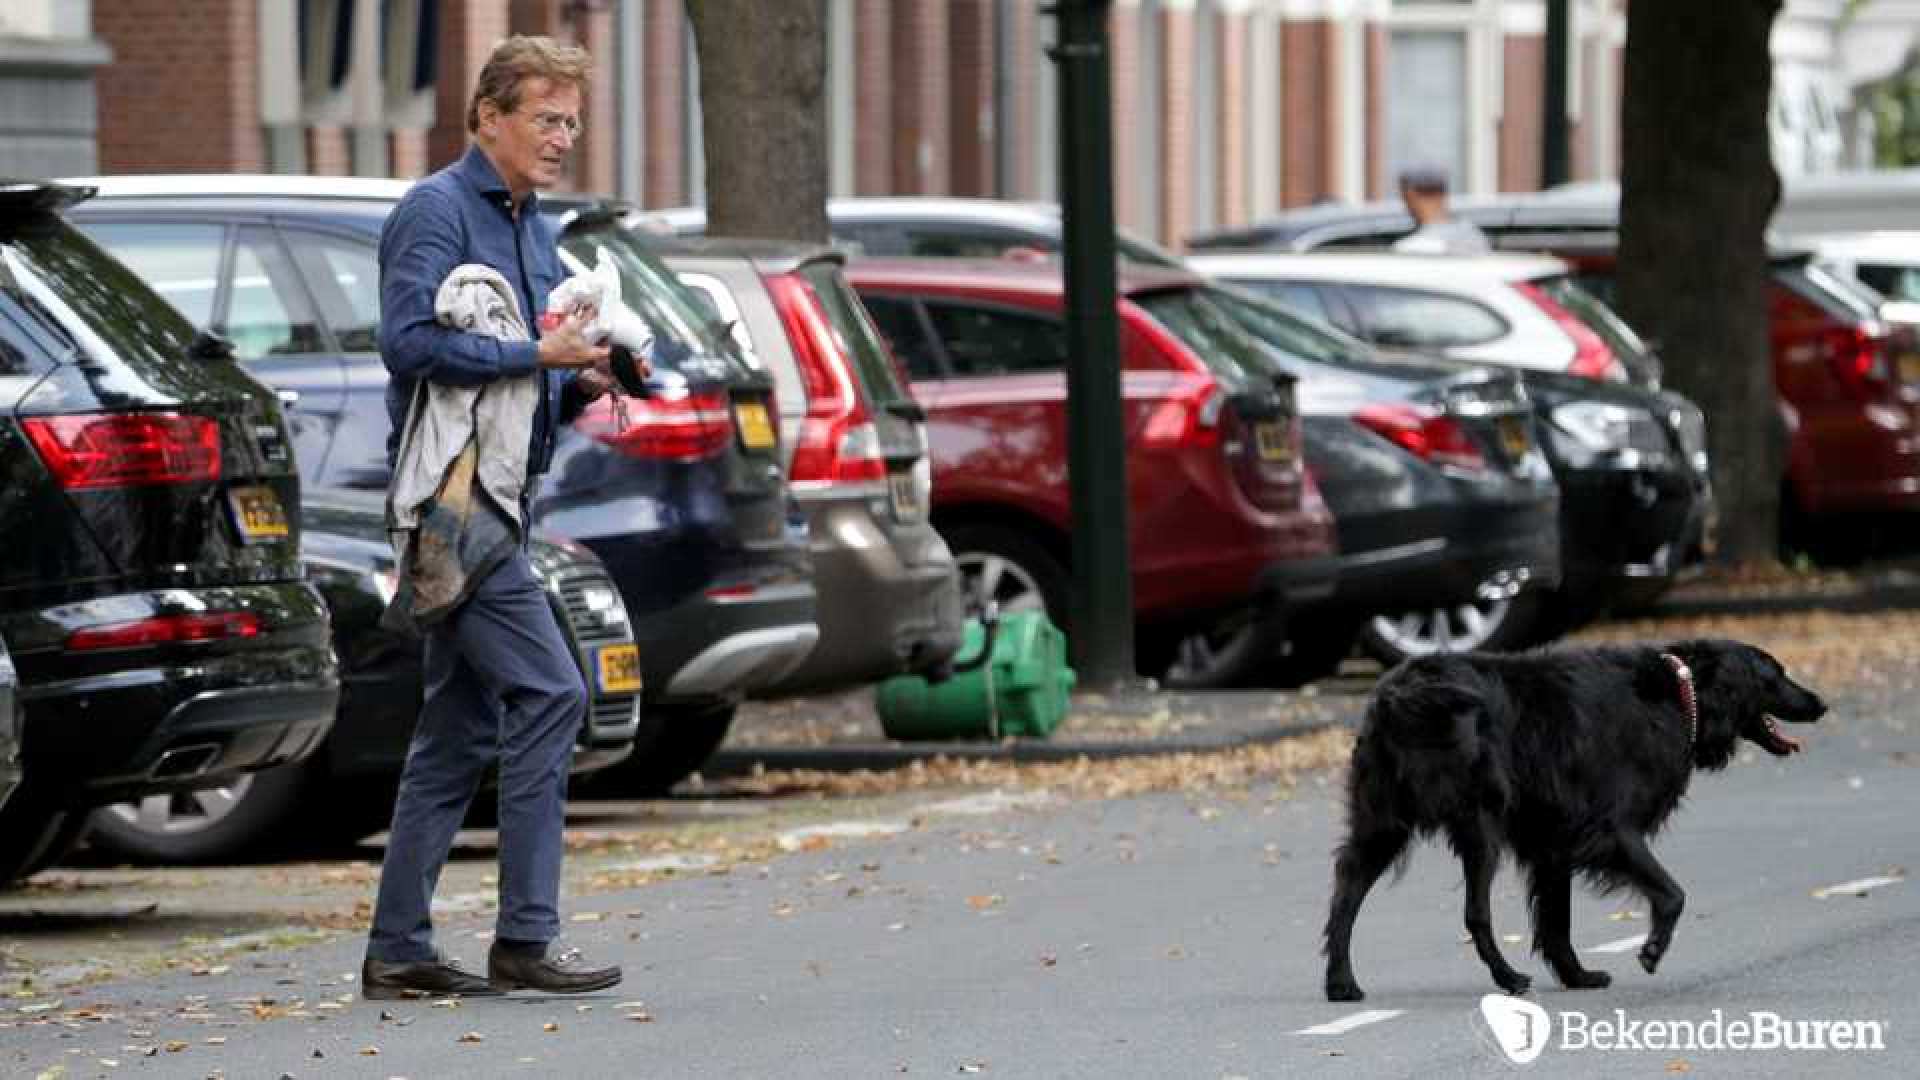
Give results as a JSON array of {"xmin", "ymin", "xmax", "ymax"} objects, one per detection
[
  {"xmin": 1254, "ymin": 421, "xmax": 1291, "ymax": 462},
  {"xmin": 734, "ymin": 402, "xmax": 775, "ymax": 450},
  {"xmin": 595, "ymin": 644, "xmax": 642, "ymax": 695},
  {"xmin": 1498, "ymin": 415, "xmax": 1531, "ymax": 459},
  {"xmin": 1898, "ymin": 351, "xmax": 1920, "ymax": 385},
  {"xmin": 229, "ymin": 485, "xmax": 289, "ymax": 542},
  {"xmin": 888, "ymin": 470, "xmax": 924, "ymax": 521}
]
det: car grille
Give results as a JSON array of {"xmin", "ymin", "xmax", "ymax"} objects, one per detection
[{"xmin": 549, "ymin": 567, "xmax": 642, "ymax": 746}]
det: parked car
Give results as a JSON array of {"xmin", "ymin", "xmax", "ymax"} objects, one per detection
[
  {"xmin": 1186, "ymin": 251, "xmax": 1640, "ymax": 383},
  {"xmin": 658, "ymin": 240, "xmax": 964, "ymax": 692},
  {"xmin": 847, "ymin": 257, "xmax": 1339, "ymax": 687},
  {"xmin": 0, "ymin": 181, "xmax": 339, "ymax": 883},
  {"xmin": 1802, "ymin": 231, "xmax": 1920, "ymax": 305},
  {"xmin": 65, "ymin": 176, "xmax": 818, "ymax": 795},
  {"xmin": 0, "ymin": 636, "xmax": 20, "ymax": 813},
  {"xmin": 1203, "ymin": 286, "xmax": 1562, "ymax": 675},
  {"xmin": 632, "ymin": 197, "xmax": 1187, "ymax": 269},
  {"xmin": 1190, "ymin": 255, "xmax": 1711, "ymax": 648},
  {"xmin": 1189, "ymin": 194, "xmax": 1920, "ymax": 527},
  {"xmin": 85, "ymin": 489, "xmax": 643, "ymax": 863}
]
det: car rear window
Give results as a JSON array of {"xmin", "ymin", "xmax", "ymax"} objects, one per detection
[
  {"xmin": 1776, "ymin": 258, "xmax": 1883, "ymax": 325},
  {"xmin": 2, "ymin": 217, "xmax": 197, "ymax": 372},
  {"xmin": 797, "ymin": 261, "xmax": 913, "ymax": 406},
  {"xmin": 561, "ymin": 218, "xmax": 754, "ymax": 378},
  {"xmin": 1132, "ymin": 287, "xmax": 1274, "ymax": 387},
  {"xmin": 1532, "ymin": 275, "xmax": 1655, "ymax": 367},
  {"xmin": 1204, "ymin": 286, "xmax": 1356, "ymax": 365}
]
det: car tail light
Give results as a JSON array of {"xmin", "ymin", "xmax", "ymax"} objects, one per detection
[
  {"xmin": 765, "ymin": 272, "xmax": 886, "ymax": 490},
  {"xmin": 1354, "ymin": 403, "xmax": 1487, "ymax": 471},
  {"xmin": 1514, "ymin": 282, "xmax": 1625, "ymax": 381},
  {"xmin": 1138, "ymin": 378, "xmax": 1224, "ymax": 449},
  {"xmin": 66, "ymin": 612, "xmax": 260, "ymax": 651},
  {"xmin": 22, "ymin": 412, "xmax": 220, "ymax": 490},
  {"xmin": 576, "ymin": 389, "xmax": 733, "ymax": 460},
  {"xmin": 1821, "ymin": 323, "xmax": 1895, "ymax": 399}
]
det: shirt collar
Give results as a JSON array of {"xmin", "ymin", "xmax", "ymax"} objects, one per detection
[{"xmin": 455, "ymin": 144, "xmax": 539, "ymax": 216}]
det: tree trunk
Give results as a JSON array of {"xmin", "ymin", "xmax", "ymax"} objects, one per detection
[
  {"xmin": 1614, "ymin": 1, "xmax": 1783, "ymax": 568},
  {"xmin": 685, "ymin": 0, "xmax": 829, "ymax": 243}
]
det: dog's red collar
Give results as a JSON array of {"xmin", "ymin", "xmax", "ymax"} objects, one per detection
[{"xmin": 1660, "ymin": 652, "xmax": 1697, "ymax": 752}]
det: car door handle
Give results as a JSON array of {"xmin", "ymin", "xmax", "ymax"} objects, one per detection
[{"xmin": 276, "ymin": 389, "xmax": 301, "ymax": 407}]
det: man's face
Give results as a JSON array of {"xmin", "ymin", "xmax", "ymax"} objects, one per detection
[{"xmin": 480, "ymin": 76, "xmax": 583, "ymax": 197}]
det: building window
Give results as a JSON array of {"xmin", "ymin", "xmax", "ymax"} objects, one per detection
[{"xmin": 1386, "ymin": 28, "xmax": 1469, "ymax": 188}]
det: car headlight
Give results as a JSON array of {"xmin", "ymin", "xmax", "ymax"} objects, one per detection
[{"xmin": 1547, "ymin": 401, "xmax": 1669, "ymax": 466}]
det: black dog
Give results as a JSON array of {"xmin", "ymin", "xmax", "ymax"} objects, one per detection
[{"xmin": 1322, "ymin": 640, "xmax": 1826, "ymax": 1002}]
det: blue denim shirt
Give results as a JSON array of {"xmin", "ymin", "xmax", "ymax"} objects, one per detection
[{"xmin": 379, "ymin": 145, "xmax": 586, "ymax": 477}]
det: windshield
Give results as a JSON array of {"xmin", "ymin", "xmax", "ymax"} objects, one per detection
[
  {"xmin": 1132, "ymin": 287, "xmax": 1276, "ymax": 388},
  {"xmin": 559, "ymin": 217, "xmax": 752, "ymax": 377}
]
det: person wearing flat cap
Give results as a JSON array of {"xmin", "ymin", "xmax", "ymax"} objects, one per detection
[{"xmin": 1393, "ymin": 165, "xmax": 1492, "ymax": 255}]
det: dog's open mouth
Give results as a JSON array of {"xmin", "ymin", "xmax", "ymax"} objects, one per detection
[{"xmin": 1752, "ymin": 714, "xmax": 1804, "ymax": 756}]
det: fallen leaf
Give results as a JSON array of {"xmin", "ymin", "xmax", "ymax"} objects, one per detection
[
  {"xmin": 458, "ymin": 1031, "xmax": 485, "ymax": 1043},
  {"xmin": 966, "ymin": 895, "xmax": 1003, "ymax": 911},
  {"xmin": 359, "ymin": 1046, "xmax": 381, "ymax": 1056},
  {"xmin": 1666, "ymin": 1060, "xmax": 1691, "ymax": 1073},
  {"xmin": 569, "ymin": 912, "xmax": 604, "ymax": 923},
  {"xmin": 204, "ymin": 1037, "xmax": 227, "ymax": 1046},
  {"xmin": 164, "ymin": 1042, "xmax": 189, "ymax": 1053},
  {"xmin": 544, "ymin": 1021, "xmax": 559, "ymax": 1032}
]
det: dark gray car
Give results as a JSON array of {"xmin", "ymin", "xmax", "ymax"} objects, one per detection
[
  {"xmin": 0, "ymin": 637, "xmax": 19, "ymax": 813},
  {"xmin": 665, "ymin": 241, "xmax": 964, "ymax": 691}
]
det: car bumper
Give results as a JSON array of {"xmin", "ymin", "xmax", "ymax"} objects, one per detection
[
  {"xmin": 1556, "ymin": 464, "xmax": 1706, "ymax": 596},
  {"xmin": 765, "ymin": 508, "xmax": 964, "ymax": 693},
  {"xmin": 635, "ymin": 581, "xmax": 821, "ymax": 703},
  {"xmin": 1319, "ymin": 497, "xmax": 1564, "ymax": 615},
  {"xmin": 5, "ymin": 582, "xmax": 340, "ymax": 805}
]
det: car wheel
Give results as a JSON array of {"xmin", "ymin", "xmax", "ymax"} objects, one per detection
[
  {"xmin": 87, "ymin": 761, "xmax": 310, "ymax": 864},
  {"xmin": 1360, "ymin": 584, "xmax": 1546, "ymax": 667},
  {"xmin": 592, "ymin": 702, "xmax": 737, "ymax": 797},
  {"xmin": 941, "ymin": 524, "xmax": 1067, "ymax": 626},
  {"xmin": 1156, "ymin": 604, "xmax": 1292, "ymax": 689},
  {"xmin": 0, "ymin": 789, "xmax": 88, "ymax": 886},
  {"xmin": 1265, "ymin": 618, "xmax": 1364, "ymax": 688}
]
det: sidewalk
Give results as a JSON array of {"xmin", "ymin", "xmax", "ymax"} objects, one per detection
[{"xmin": 716, "ymin": 558, "xmax": 1920, "ymax": 779}]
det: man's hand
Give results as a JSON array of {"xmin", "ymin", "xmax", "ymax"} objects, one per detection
[
  {"xmin": 571, "ymin": 367, "xmax": 615, "ymax": 402},
  {"xmin": 537, "ymin": 312, "xmax": 609, "ymax": 369}
]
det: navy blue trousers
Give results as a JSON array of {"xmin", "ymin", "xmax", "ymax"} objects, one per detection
[{"xmin": 367, "ymin": 548, "xmax": 586, "ymax": 963}]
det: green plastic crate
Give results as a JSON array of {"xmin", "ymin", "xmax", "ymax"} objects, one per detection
[{"xmin": 876, "ymin": 611, "xmax": 1076, "ymax": 740}]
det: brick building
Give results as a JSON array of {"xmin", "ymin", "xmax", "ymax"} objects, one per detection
[{"xmin": 77, "ymin": 1, "xmax": 1641, "ymax": 248}]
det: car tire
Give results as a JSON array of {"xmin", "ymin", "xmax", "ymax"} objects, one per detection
[
  {"xmin": 1360, "ymin": 585, "xmax": 1547, "ymax": 668},
  {"xmin": 1265, "ymin": 618, "xmax": 1364, "ymax": 688},
  {"xmin": 940, "ymin": 524, "xmax": 1068, "ymax": 627},
  {"xmin": 0, "ymin": 790, "xmax": 88, "ymax": 886},
  {"xmin": 592, "ymin": 702, "xmax": 737, "ymax": 797},
  {"xmin": 87, "ymin": 761, "xmax": 311, "ymax": 865},
  {"xmin": 1154, "ymin": 604, "xmax": 1294, "ymax": 689}
]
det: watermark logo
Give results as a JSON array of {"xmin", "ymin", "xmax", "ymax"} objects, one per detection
[
  {"xmin": 1477, "ymin": 994, "xmax": 1551, "ymax": 1065},
  {"xmin": 1472, "ymin": 995, "xmax": 1887, "ymax": 1065}
]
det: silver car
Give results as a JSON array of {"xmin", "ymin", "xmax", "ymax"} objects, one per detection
[{"xmin": 666, "ymin": 241, "xmax": 965, "ymax": 691}]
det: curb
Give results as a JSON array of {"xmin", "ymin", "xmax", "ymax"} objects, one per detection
[
  {"xmin": 705, "ymin": 691, "xmax": 1362, "ymax": 777},
  {"xmin": 1633, "ymin": 573, "xmax": 1920, "ymax": 619}
]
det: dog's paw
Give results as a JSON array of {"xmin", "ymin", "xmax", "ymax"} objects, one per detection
[
  {"xmin": 1495, "ymin": 970, "xmax": 1533, "ymax": 996},
  {"xmin": 1325, "ymin": 978, "xmax": 1366, "ymax": 1003},
  {"xmin": 1556, "ymin": 968, "xmax": 1612, "ymax": 990},
  {"xmin": 1638, "ymin": 943, "xmax": 1666, "ymax": 974}
]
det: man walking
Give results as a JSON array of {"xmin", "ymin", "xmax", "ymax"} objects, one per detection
[
  {"xmin": 363, "ymin": 35, "xmax": 622, "ymax": 999},
  {"xmin": 1392, "ymin": 164, "xmax": 1492, "ymax": 255}
]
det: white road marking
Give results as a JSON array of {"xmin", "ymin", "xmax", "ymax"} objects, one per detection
[
  {"xmin": 1813, "ymin": 874, "xmax": 1906, "ymax": 899},
  {"xmin": 1585, "ymin": 934, "xmax": 1648, "ymax": 954},
  {"xmin": 1292, "ymin": 1009, "xmax": 1405, "ymax": 1036}
]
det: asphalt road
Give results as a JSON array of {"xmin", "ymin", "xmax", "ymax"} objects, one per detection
[{"xmin": 2, "ymin": 672, "xmax": 1915, "ymax": 1077}]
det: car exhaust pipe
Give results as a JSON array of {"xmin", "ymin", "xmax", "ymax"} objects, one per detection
[{"xmin": 148, "ymin": 742, "xmax": 222, "ymax": 780}]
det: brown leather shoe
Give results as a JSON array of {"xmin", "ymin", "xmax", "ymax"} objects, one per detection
[
  {"xmin": 362, "ymin": 954, "xmax": 502, "ymax": 1000},
  {"xmin": 487, "ymin": 940, "xmax": 623, "ymax": 994}
]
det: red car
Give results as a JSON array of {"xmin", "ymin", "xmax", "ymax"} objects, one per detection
[{"xmin": 847, "ymin": 259, "xmax": 1339, "ymax": 687}]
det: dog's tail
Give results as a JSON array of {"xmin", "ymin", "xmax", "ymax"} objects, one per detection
[{"xmin": 1350, "ymin": 660, "xmax": 1508, "ymax": 832}]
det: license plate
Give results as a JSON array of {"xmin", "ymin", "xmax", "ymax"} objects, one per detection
[
  {"xmin": 1498, "ymin": 415, "xmax": 1531, "ymax": 460},
  {"xmin": 734, "ymin": 402, "xmax": 775, "ymax": 450},
  {"xmin": 889, "ymin": 470, "xmax": 925, "ymax": 521},
  {"xmin": 1898, "ymin": 351, "xmax": 1920, "ymax": 385},
  {"xmin": 1253, "ymin": 421, "xmax": 1291, "ymax": 463},
  {"xmin": 228, "ymin": 485, "xmax": 289, "ymax": 542},
  {"xmin": 595, "ymin": 643, "xmax": 642, "ymax": 695}
]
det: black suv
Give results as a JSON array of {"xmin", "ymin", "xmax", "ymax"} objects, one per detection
[
  {"xmin": 67, "ymin": 176, "xmax": 818, "ymax": 794},
  {"xmin": 0, "ymin": 182, "xmax": 339, "ymax": 882}
]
